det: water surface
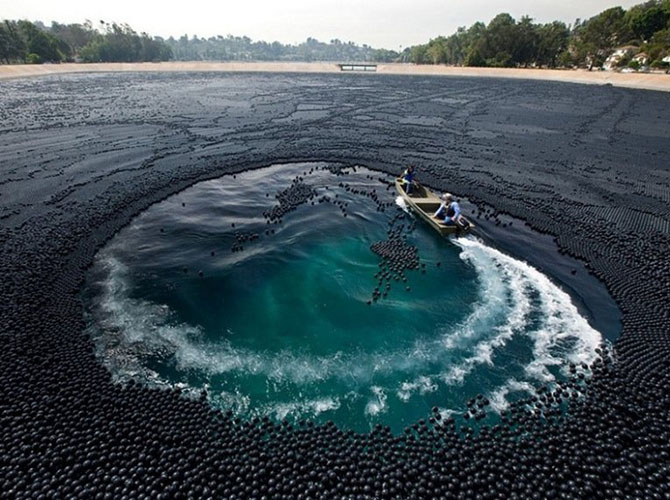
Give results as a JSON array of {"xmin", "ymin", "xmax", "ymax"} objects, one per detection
[{"xmin": 85, "ymin": 163, "xmax": 603, "ymax": 431}]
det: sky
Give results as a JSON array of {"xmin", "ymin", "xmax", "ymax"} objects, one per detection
[{"xmin": 0, "ymin": 0, "xmax": 645, "ymax": 49}]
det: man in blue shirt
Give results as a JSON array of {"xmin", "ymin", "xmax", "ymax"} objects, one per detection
[{"xmin": 434, "ymin": 193, "xmax": 461, "ymax": 225}]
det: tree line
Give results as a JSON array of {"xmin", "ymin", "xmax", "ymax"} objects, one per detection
[
  {"xmin": 406, "ymin": 0, "xmax": 670, "ymax": 69},
  {"xmin": 2, "ymin": 1, "xmax": 669, "ymax": 68},
  {"xmin": 166, "ymin": 35, "xmax": 380, "ymax": 62},
  {"xmin": 0, "ymin": 20, "xmax": 171, "ymax": 64},
  {"xmin": 0, "ymin": 19, "xmax": 380, "ymax": 64}
]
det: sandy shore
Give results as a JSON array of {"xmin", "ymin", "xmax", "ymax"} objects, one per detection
[{"xmin": 1, "ymin": 61, "xmax": 669, "ymax": 92}]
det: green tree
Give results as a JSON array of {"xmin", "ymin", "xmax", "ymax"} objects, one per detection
[
  {"xmin": 645, "ymin": 27, "xmax": 670, "ymax": 61},
  {"xmin": 572, "ymin": 7, "xmax": 631, "ymax": 67},
  {"xmin": 627, "ymin": 3, "xmax": 670, "ymax": 40},
  {"xmin": 536, "ymin": 21, "xmax": 569, "ymax": 67},
  {"xmin": 49, "ymin": 21, "xmax": 96, "ymax": 59},
  {"xmin": 409, "ymin": 44, "xmax": 428, "ymax": 64},
  {"xmin": 17, "ymin": 20, "xmax": 65, "ymax": 62},
  {"xmin": 579, "ymin": 7, "xmax": 629, "ymax": 48},
  {"xmin": 650, "ymin": 27, "xmax": 670, "ymax": 45},
  {"xmin": 425, "ymin": 37, "xmax": 447, "ymax": 64},
  {"xmin": 6, "ymin": 21, "xmax": 27, "ymax": 62},
  {"xmin": 399, "ymin": 1, "xmax": 670, "ymax": 70},
  {"xmin": 0, "ymin": 22, "xmax": 22, "ymax": 63},
  {"xmin": 557, "ymin": 50, "xmax": 576, "ymax": 68},
  {"xmin": 372, "ymin": 48, "xmax": 399, "ymax": 62},
  {"xmin": 515, "ymin": 16, "xmax": 539, "ymax": 66},
  {"xmin": 628, "ymin": 58, "xmax": 641, "ymax": 69},
  {"xmin": 464, "ymin": 44, "xmax": 486, "ymax": 66},
  {"xmin": 441, "ymin": 28, "xmax": 466, "ymax": 65},
  {"xmin": 0, "ymin": 23, "xmax": 11, "ymax": 63},
  {"xmin": 482, "ymin": 13, "xmax": 517, "ymax": 66},
  {"xmin": 77, "ymin": 22, "xmax": 171, "ymax": 63}
]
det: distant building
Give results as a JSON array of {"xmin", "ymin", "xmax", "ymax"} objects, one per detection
[
  {"xmin": 633, "ymin": 52, "xmax": 649, "ymax": 65},
  {"xmin": 603, "ymin": 45, "xmax": 638, "ymax": 71}
]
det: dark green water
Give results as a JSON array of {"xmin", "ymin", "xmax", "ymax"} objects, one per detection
[{"xmin": 85, "ymin": 163, "xmax": 603, "ymax": 432}]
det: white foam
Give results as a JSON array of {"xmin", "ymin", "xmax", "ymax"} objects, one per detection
[
  {"xmin": 262, "ymin": 397, "xmax": 341, "ymax": 421},
  {"xmin": 90, "ymin": 257, "xmax": 448, "ymax": 386},
  {"xmin": 395, "ymin": 195, "xmax": 411, "ymax": 214},
  {"xmin": 441, "ymin": 236, "xmax": 532, "ymax": 384},
  {"xmin": 90, "ymin": 256, "xmax": 205, "ymax": 374},
  {"xmin": 217, "ymin": 390, "xmax": 251, "ymax": 414},
  {"xmin": 441, "ymin": 239, "xmax": 511, "ymax": 350},
  {"xmin": 437, "ymin": 408, "xmax": 457, "ymax": 421},
  {"xmin": 397, "ymin": 376, "xmax": 437, "ymax": 402},
  {"xmin": 89, "ymin": 232, "xmax": 603, "ymax": 421},
  {"xmin": 448, "ymin": 236, "xmax": 601, "ymax": 384},
  {"xmin": 91, "ymin": 258, "xmax": 428, "ymax": 387},
  {"xmin": 488, "ymin": 379, "xmax": 536, "ymax": 413},
  {"xmin": 365, "ymin": 386, "xmax": 388, "ymax": 416}
]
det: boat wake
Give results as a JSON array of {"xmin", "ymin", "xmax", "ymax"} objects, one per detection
[
  {"xmin": 87, "ymin": 231, "xmax": 602, "ymax": 424},
  {"xmin": 395, "ymin": 195, "xmax": 410, "ymax": 213},
  {"xmin": 444, "ymin": 236, "xmax": 601, "ymax": 388}
]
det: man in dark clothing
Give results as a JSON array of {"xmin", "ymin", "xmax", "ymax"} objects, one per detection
[{"xmin": 400, "ymin": 165, "xmax": 416, "ymax": 194}]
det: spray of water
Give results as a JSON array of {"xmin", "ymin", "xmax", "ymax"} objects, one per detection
[{"xmin": 88, "ymin": 230, "xmax": 601, "ymax": 421}]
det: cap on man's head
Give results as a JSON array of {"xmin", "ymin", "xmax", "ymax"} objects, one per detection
[{"xmin": 442, "ymin": 193, "xmax": 453, "ymax": 201}]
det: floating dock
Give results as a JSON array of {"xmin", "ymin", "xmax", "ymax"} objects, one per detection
[{"xmin": 338, "ymin": 63, "xmax": 377, "ymax": 72}]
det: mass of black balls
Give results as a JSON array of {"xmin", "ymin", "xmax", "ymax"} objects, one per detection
[
  {"xmin": 369, "ymin": 214, "xmax": 421, "ymax": 303},
  {"xmin": 262, "ymin": 178, "xmax": 317, "ymax": 224},
  {"xmin": 4, "ymin": 159, "xmax": 669, "ymax": 500},
  {"xmin": 2, "ymin": 74, "xmax": 670, "ymax": 500}
]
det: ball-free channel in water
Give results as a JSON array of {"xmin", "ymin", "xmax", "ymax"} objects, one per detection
[{"xmin": 84, "ymin": 163, "xmax": 606, "ymax": 432}]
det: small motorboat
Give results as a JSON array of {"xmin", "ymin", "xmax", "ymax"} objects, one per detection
[{"xmin": 395, "ymin": 179, "xmax": 474, "ymax": 236}]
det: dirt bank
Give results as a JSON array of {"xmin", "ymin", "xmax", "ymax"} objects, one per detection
[{"xmin": 1, "ymin": 61, "xmax": 669, "ymax": 92}]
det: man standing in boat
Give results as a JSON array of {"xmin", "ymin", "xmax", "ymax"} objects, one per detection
[
  {"xmin": 400, "ymin": 165, "xmax": 416, "ymax": 194},
  {"xmin": 434, "ymin": 193, "xmax": 461, "ymax": 226}
]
